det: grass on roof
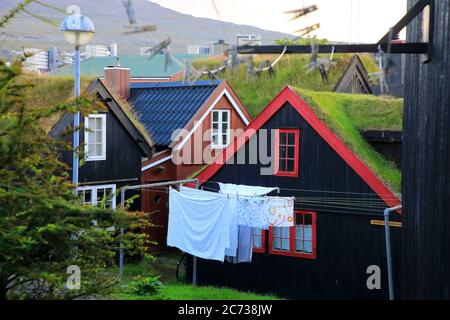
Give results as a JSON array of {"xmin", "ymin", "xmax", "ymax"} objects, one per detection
[
  {"xmin": 22, "ymin": 75, "xmax": 153, "ymax": 147},
  {"xmin": 296, "ymin": 89, "xmax": 402, "ymax": 193},
  {"xmin": 22, "ymin": 75, "xmax": 94, "ymax": 133},
  {"xmin": 194, "ymin": 53, "xmax": 379, "ymax": 117}
]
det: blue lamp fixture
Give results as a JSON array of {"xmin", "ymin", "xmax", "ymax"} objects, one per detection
[{"xmin": 60, "ymin": 5, "xmax": 95, "ymax": 189}]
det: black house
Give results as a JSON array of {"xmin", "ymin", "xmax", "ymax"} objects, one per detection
[
  {"xmin": 50, "ymin": 68, "xmax": 153, "ymax": 209},
  {"xmin": 334, "ymin": 54, "xmax": 373, "ymax": 94},
  {"xmin": 193, "ymin": 87, "xmax": 402, "ymax": 299}
]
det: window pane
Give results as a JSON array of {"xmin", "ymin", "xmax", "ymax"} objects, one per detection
[
  {"xmin": 279, "ymin": 159, "xmax": 286, "ymax": 171},
  {"xmin": 222, "ymin": 111, "xmax": 228, "ymax": 121},
  {"xmin": 94, "ymin": 144, "xmax": 102, "ymax": 157},
  {"xmin": 281, "ymin": 227, "xmax": 290, "ymax": 238},
  {"xmin": 295, "ymin": 239, "xmax": 304, "ymax": 252},
  {"xmin": 88, "ymin": 118, "xmax": 96, "ymax": 130},
  {"xmin": 287, "ymin": 146, "xmax": 295, "ymax": 159},
  {"xmin": 304, "ymin": 214, "xmax": 313, "ymax": 226},
  {"xmin": 212, "ymin": 112, "xmax": 218, "ymax": 121},
  {"xmin": 279, "ymin": 133, "xmax": 287, "ymax": 143},
  {"xmin": 222, "ymin": 134, "xmax": 228, "ymax": 145},
  {"xmin": 212, "ymin": 122, "xmax": 219, "ymax": 130},
  {"xmin": 282, "ymin": 238, "xmax": 290, "ymax": 250},
  {"xmin": 221, "ymin": 122, "xmax": 228, "ymax": 131},
  {"xmin": 304, "ymin": 241, "xmax": 313, "ymax": 253},
  {"xmin": 96, "ymin": 117, "xmax": 102, "ymax": 130},
  {"xmin": 279, "ymin": 146, "xmax": 287, "ymax": 157},
  {"xmin": 287, "ymin": 132, "xmax": 295, "ymax": 145},
  {"xmin": 286, "ymin": 160, "xmax": 295, "ymax": 171},
  {"xmin": 87, "ymin": 142, "xmax": 95, "ymax": 157},
  {"xmin": 95, "ymin": 130, "xmax": 102, "ymax": 143}
]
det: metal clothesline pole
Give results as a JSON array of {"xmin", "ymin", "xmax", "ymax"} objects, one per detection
[{"xmin": 193, "ymin": 179, "xmax": 200, "ymax": 286}]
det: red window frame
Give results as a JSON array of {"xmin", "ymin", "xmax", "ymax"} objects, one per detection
[
  {"xmin": 252, "ymin": 229, "xmax": 266, "ymax": 253},
  {"xmin": 268, "ymin": 211, "xmax": 316, "ymax": 259},
  {"xmin": 274, "ymin": 129, "xmax": 300, "ymax": 177}
]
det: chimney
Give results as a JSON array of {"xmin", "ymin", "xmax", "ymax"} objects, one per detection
[{"xmin": 103, "ymin": 58, "xmax": 130, "ymax": 100}]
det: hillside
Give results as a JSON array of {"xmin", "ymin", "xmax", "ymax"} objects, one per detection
[
  {"xmin": 194, "ymin": 53, "xmax": 380, "ymax": 116},
  {"xmin": 0, "ymin": 0, "xmax": 290, "ymax": 54}
]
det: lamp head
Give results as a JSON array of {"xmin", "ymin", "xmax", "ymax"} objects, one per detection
[{"xmin": 60, "ymin": 5, "xmax": 95, "ymax": 46}]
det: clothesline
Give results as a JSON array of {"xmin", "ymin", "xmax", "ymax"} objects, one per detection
[
  {"xmin": 197, "ymin": 179, "xmax": 402, "ymax": 199},
  {"xmin": 136, "ymin": 184, "xmax": 392, "ymax": 211}
]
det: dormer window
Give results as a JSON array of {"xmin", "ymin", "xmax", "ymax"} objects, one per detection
[
  {"xmin": 85, "ymin": 114, "xmax": 106, "ymax": 161},
  {"xmin": 211, "ymin": 110, "xmax": 230, "ymax": 149}
]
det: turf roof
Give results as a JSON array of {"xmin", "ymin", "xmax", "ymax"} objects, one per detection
[{"xmin": 295, "ymin": 88, "xmax": 402, "ymax": 193}]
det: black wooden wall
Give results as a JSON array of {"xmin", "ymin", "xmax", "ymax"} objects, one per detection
[
  {"xmin": 191, "ymin": 102, "xmax": 402, "ymax": 299},
  {"xmin": 59, "ymin": 110, "xmax": 142, "ymax": 185},
  {"xmin": 401, "ymin": 0, "xmax": 450, "ymax": 299}
]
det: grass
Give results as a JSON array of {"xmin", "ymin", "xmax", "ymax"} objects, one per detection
[
  {"xmin": 194, "ymin": 53, "xmax": 379, "ymax": 116},
  {"xmin": 112, "ymin": 284, "xmax": 278, "ymax": 300},
  {"xmin": 109, "ymin": 252, "xmax": 278, "ymax": 300},
  {"xmin": 21, "ymin": 75, "xmax": 94, "ymax": 133},
  {"xmin": 297, "ymin": 89, "xmax": 402, "ymax": 192}
]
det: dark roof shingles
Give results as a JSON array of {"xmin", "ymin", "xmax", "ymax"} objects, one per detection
[{"xmin": 128, "ymin": 81, "xmax": 220, "ymax": 146}]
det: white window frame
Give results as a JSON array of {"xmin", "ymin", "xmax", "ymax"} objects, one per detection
[
  {"xmin": 77, "ymin": 184, "xmax": 116, "ymax": 209},
  {"xmin": 211, "ymin": 109, "xmax": 230, "ymax": 149},
  {"xmin": 84, "ymin": 114, "xmax": 107, "ymax": 161}
]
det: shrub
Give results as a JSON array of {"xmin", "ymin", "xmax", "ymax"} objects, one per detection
[{"xmin": 126, "ymin": 276, "xmax": 164, "ymax": 296}]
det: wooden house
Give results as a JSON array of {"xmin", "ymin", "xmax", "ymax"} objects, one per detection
[
  {"xmin": 125, "ymin": 79, "xmax": 252, "ymax": 250},
  {"xmin": 333, "ymin": 54, "xmax": 373, "ymax": 94},
  {"xmin": 190, "ymin": 86, "xmax": 402, "ymax": 299},
  {"xmin": 49, "ymin": 70, "xmax": 153, "ymax": 210}
]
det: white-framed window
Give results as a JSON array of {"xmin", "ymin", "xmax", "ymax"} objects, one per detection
[
  {"xmin": 211, "ymin": 109, "xmax": 230, "ymax": 149},
  {"xmin": 77, "ymin": 184, "xmax": 116, "ymax": 209},
  {"xmin": 84, "ymin": 114, "xmax": 106, "ymax": 161}
]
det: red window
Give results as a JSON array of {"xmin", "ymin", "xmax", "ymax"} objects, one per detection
[
  {"xmin": 252, "ymin": 228, "xmax": 266, "ymax": 253},
  {"xmin": 269, "ymin": 211, "xmax": 316, "ymax": 259},
  {"xmin": 274, "ymin": 129, "xmax": 299, "ymax": 177}
]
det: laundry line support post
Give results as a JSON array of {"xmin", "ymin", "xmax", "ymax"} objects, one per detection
[
  {"xmin": 384, "ymin": 205, "xmax": 402, "ymax": 300},
  {"xmin": 192, "ymin": 179, "xmax": 200, "ymax": 286},
  {"xmin": 118, "ymin": 179, "xmax": 199, "ymax": 280},
  {"xmin": 119, "ymin": 188, "xmax": 125, "ymax": 279}
]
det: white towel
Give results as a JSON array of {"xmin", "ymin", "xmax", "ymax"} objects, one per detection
[{"xmin": 168, "ymin": 188, "xmax": 231, "ymax": 262}]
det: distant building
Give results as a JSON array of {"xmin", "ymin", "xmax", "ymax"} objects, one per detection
[
  {"xmin": 85, "ymin": 43, "xmax": 118, "ymax": 58},
  {"xmin": 187, "ymin": 45, "xmax": 211, "ymax": 55},
  {"xmin": 236, "ymin": 34, "xmax": 262, "ymax": 47},
  {"xmin": 24, "ymin": 48, "xmax": 50, "ymax": 72},
  {"xmin": 211, "ymin": 40, "xmax": 230, "ymax": 55},
  {"xmin": 48, "ymin": 54, "xmax": 209, "ymax": 82}
]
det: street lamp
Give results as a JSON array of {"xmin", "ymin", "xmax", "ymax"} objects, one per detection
[{"xmin": 60, "ymin": 5, "xmax": 95, "ymax": 189}]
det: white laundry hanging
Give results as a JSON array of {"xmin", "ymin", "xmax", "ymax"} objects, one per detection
[
  {"xmin": 180, "ymin": 186, "xmax": 239, "ymax": 258},
  {"xmin": 167, "ymin": 187, "xmax": 231, "ymax": 262},
  {"xmin": 219, "ymin": 182, "xmax": 278, "ymax": 196}
]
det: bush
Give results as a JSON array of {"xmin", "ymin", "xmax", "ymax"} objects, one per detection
[{"xmin": 126, "ymin": 276, "xmax": 164, "ymax": 296}]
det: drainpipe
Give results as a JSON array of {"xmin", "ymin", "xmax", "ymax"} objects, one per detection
[{"xmin": 384, "ymin": 205, "xmax": 402, "ymax": 300}]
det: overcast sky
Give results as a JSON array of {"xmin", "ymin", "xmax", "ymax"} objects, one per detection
[{"xmin": 150, "ymin": 0, "xmax": 407, "ymax": 43}]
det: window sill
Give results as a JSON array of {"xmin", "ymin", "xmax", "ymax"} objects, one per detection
[
  {"xmin": 269, "ymin": 248, "xmax": 316, "ymax": 259},
  {"xmin": 274, "ymin": 171, "xmax": 298, "ymax": 177},
  {"xmin": 85, "ymin": 156, "xmax": 106, "ymax": 162}
]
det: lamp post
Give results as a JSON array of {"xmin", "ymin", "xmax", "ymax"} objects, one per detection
[{"xmin": 60, "ymin": 5, "xmax": 95, "ymax": 189}]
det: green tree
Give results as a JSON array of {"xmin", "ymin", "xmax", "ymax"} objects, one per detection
[{"xmin": 0, "ymin": 58, "xmax": 148, "ymax": 300}]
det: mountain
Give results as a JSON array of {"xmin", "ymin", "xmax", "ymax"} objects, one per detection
[{"xmin": 0, "ymin": 0, "xmax": 290, "ymax": 54}]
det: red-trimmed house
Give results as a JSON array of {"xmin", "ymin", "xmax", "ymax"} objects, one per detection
[
  {"xmin": 191, "ymin": 86, "xmax": 402, "ymax": 299},
  {"xmin": 126, "ymin": 79, "xmax": 252, "ymax": 250}
]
